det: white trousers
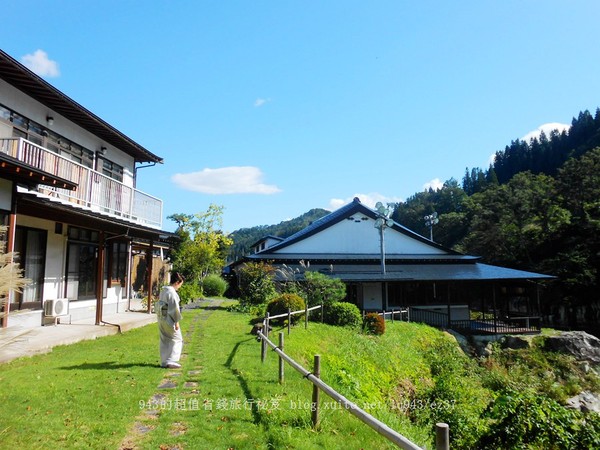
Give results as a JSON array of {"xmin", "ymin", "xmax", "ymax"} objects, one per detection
[{"xmin": 158, "ymin": 319, "xmax": 183, "ymax": 366}]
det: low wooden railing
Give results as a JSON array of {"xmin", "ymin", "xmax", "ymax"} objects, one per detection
[
  {"xmin": 257, "ymin": 305, "xmax": 450, "ymax": 449},
  {"xmin": 0, "ymin": 137, "xmax": 162, "ymax": 229}
]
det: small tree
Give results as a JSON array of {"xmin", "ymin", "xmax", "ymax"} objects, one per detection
[
  {"xmin": 168, "ymin": 205, "xmax": 233, "ymax": 285},
  {"xmin": 237, "ymin": 262, "xmax": 277, "ymax": 306},
  {"xmin": 300, "ymin": 271, "xmax": 346, "ymax": 307}
]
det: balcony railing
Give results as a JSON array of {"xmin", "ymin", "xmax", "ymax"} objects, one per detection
[{"xmin": 0, "ymin": 138, "xmax": 162, "ymax": 229}]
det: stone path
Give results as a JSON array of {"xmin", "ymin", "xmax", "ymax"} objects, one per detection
[{"xmin": 119, "ymin": 299, "xmax": 222, "ymax": 450}]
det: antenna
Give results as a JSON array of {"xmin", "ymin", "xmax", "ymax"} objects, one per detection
[
  {"xmin": 424, "ymin": 212, "xmax": 439, "ymax": 241},
  {"xmin": 374, "ymin": 202, "xmax": 394, "ymax": 274}
]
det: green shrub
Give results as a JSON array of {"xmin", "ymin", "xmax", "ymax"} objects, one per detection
[
  {"xmin": 300, "ymin": 271, "xmax": 347, "ymax": 307},
  {"xmin": 267, "ymin": 293, "xmax": 306, "ymax": 324},
  {"xmin": 202, "ymin": 274, "xmax": 228, "ymax": 297},
  {"xmin": 238, "ymin": 262, "xmax": 277, "ymax": 306},
  {"xmin": 326, "ymin": 302, "xmax": 362, "ymax": 328},
  {"xmin": 476, "ymin": 389, "xmax": 597, "ymax": 449},
  {"xmin": 363, "ymin": 312, "xmax": 385, "ymax": 335},
  {"xmin": 175, "ymin": 281, "xmax": 203, "ymax": 305}
]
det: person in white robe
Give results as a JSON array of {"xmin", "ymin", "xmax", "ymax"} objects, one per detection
[{"xmin": 157, "ymin": 272, "xmax": 185, "ymax": 368}]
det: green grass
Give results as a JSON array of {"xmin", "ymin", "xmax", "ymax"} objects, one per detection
[
  {"xmin": 0, "ymin": 324, "xmax": 165, "ymax": 448},
  {"xmin": 2, "ymin": 301, "xmax": 596, "ymax": 449}
]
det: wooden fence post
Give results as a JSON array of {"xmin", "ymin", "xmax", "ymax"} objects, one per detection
[
  {"xmin": 305, "ymin": 303, "xmax": 308, "ymax": 329},
  {"xmin": 278, "ymin": 332, "xmax": 285, "ymax": 384},
  {"xmin": 287, "ymin": 308, "xmax": 291, "ymax": 335},
  {"xmin": 311, "ymin": 354, "xmax": 321, "ymax": 428},
  {"xmin": 266, "ymin": 312, "xmax": 270, "ymax": 340},
  {"xmin": 435, "ymin": 422, "xmax": 449, "ymax": 450},
  {"xmin": 321, "ymin": 304, "xmax": 324, "ymax": 323}
]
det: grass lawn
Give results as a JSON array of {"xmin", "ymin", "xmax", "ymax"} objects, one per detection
[
  {"xmin": 0, "ymin": 319, "xmax": 165, "ymax": 448},
  {"xmin": 1, "ymin": 301, "xmax": 439, "ymax": 449}
]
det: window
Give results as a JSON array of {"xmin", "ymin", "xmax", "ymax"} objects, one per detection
[
  {"xmin": 12, "ymin": 226, "xmax": 47, "ymax": 310},
  {"xmin": 66, "ymin": 226, "xmax": 99, "ymax": 300},
  {"xmin": 110, "ymin": 241, "xmax": 128, "ymax": 289},
  {"xmin": 0, "ymin": 103, "xmax": 95, "ymax": 168},
  {"xmin": 99, "ymin": 157, "xmax": 124, "ymax": 182}
]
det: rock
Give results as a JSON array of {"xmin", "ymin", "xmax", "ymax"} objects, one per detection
[
  {"xmin": 500, "ymin": 335, "xmax": 531, "ymax": 350},
  {"xmin": 544, "ymin": 331, "xmax": 600, "ymax": 364},
  {"xmin": 445, "ymin": 329, "xmax": 471, "ymax": 355},
  {"xmin": 566, "ymin": 391, "xmax": 600, "ymax": 413}
]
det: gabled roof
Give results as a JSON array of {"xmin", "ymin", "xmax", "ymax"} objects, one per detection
[
  {"xmin": 259, "ymin": 197, "xmax": 459, "ymax": 255},
  {"xmin": 0, "ymin": 49, "xmax": 162, "ymax": 164},
  {"xmin": 250, "ymin": 235, "xmax": 284, "ymax": 249},
  {"xmin": 236, "ymin": 197, "xmax": 556, "ymax": 282}
]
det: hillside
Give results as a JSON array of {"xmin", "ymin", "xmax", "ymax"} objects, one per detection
[{"xmin": 227, "ymin": 208, "xmax": 330, "ymax": 262}]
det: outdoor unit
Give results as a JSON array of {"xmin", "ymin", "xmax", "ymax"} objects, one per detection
[{"xmin": 44, "ymin": 298, "xmax": 68, "ymax": 317}]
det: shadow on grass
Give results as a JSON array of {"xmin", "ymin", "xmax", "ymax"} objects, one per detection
[
  {"xmin": 183, "ymin": 299, "xmax": 228, "ymax": 312},
  {"xmin": 224, "ymin": 338, "xmax": 264, "ymax": 425},
  {"xmin": 60, "ymin": 361, "xmax": 160, "ymax": 370}
]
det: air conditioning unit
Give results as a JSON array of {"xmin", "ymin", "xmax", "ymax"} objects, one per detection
[{"xmin": 44, "ymin": 298, "xmax": 68, "ymax": 317}]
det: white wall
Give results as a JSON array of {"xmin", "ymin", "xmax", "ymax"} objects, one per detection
[{"xmin": 279, "ymin": 213, "xmax": 447, "ymax": 255}]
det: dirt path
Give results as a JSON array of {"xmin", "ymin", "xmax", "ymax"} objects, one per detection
[{"xmin": 119, "ymin": 299, "xmax": 223, "ymax": 450}]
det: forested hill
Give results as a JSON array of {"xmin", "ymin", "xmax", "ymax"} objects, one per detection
[
  {"xmin": 392, "ymin": 107, "xmax": 600, "ymax": 333},
  {"xmin": 462, "ymin": 108, "xmax": 600, "ymax": 195},
  {"xmin": 227, "ymin": 208, "xmax": 330, "ymax": 262}
]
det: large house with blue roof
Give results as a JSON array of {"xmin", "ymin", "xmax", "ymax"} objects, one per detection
[{"xmin": 231, "ymin": 197, "xmax": 555, "ymax": 335}]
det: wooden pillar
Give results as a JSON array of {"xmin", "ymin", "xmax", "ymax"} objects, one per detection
[
  {"xmin": 1, "ymin": 203, "xmax": 17, "ymax": 328},
  {"xmin": 95, "ymin": 231, "xmax": 105, "ymax": 325},
  {"xmin": 146, "ymin": 241, "xmax": 154, "ymax": 313}
]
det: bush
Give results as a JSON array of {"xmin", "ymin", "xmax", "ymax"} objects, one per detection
[
  {"xmin": 363, "ymin": 312, "xmax": 385, "ymax": 335},
  {"xmin": 326, "ymin": 302, "xmax": 362, "ymax": 328},
  {"xmin": 238, "ymin": 262, "xmax": 277, "ymax": 306},
  {"xmin": 476, "ymin": 389, "xmax": 598, "ymax": 449},
  {"xmin": 267, "ymin": 293, "xmax": 306, "ymax": 325},
  {"xmin": 300, "ymin": 271, "xmax": 347, "ymax": 307},
  {"xmin": 175, "ymin": 281, "xmax": 203, "ymax": 305},
  {"xmin": 202, "ymin": 274, "xmax": 228, "ymax": 297}
]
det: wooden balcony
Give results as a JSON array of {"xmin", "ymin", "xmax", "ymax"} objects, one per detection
[{"xmin": 0, "ymin": 138, "xmax": 163, "ymax": 229}]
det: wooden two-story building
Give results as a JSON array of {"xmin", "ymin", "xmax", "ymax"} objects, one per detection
[{"xmin": 0, "ymin": 49, "xmax": 173, "ymax": 328}]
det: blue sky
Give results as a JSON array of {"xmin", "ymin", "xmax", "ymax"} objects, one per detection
[{"xmin": 2, "ymin": 1, "xmax": 600, "ymax": 233}]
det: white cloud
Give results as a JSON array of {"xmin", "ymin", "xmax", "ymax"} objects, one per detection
[
  {"xmin": 328, "ymin": 193, "xmax": 403, "ymax": 211},
  {"xmin": 521, "ymin": 122, "xmax": 570, "ymax": 143},
  {"xmin": 21, "ymin": 50, "xmax": 60, "ymax": 77},
  {"xmin": 254, "ymin": 97, "xmax": 271, "ymax": 107},
  {"xmin": 423, "ymin": 178, "xmax": 443, "ymax": 191},
  {"xmin": 171, "ymin": 166, "xmax": 281, "ymax": 194}
]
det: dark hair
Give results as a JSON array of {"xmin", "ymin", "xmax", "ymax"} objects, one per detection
[{"xmin": 170, "ymin": 272, "xmax": 185, "ymax": 285}]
